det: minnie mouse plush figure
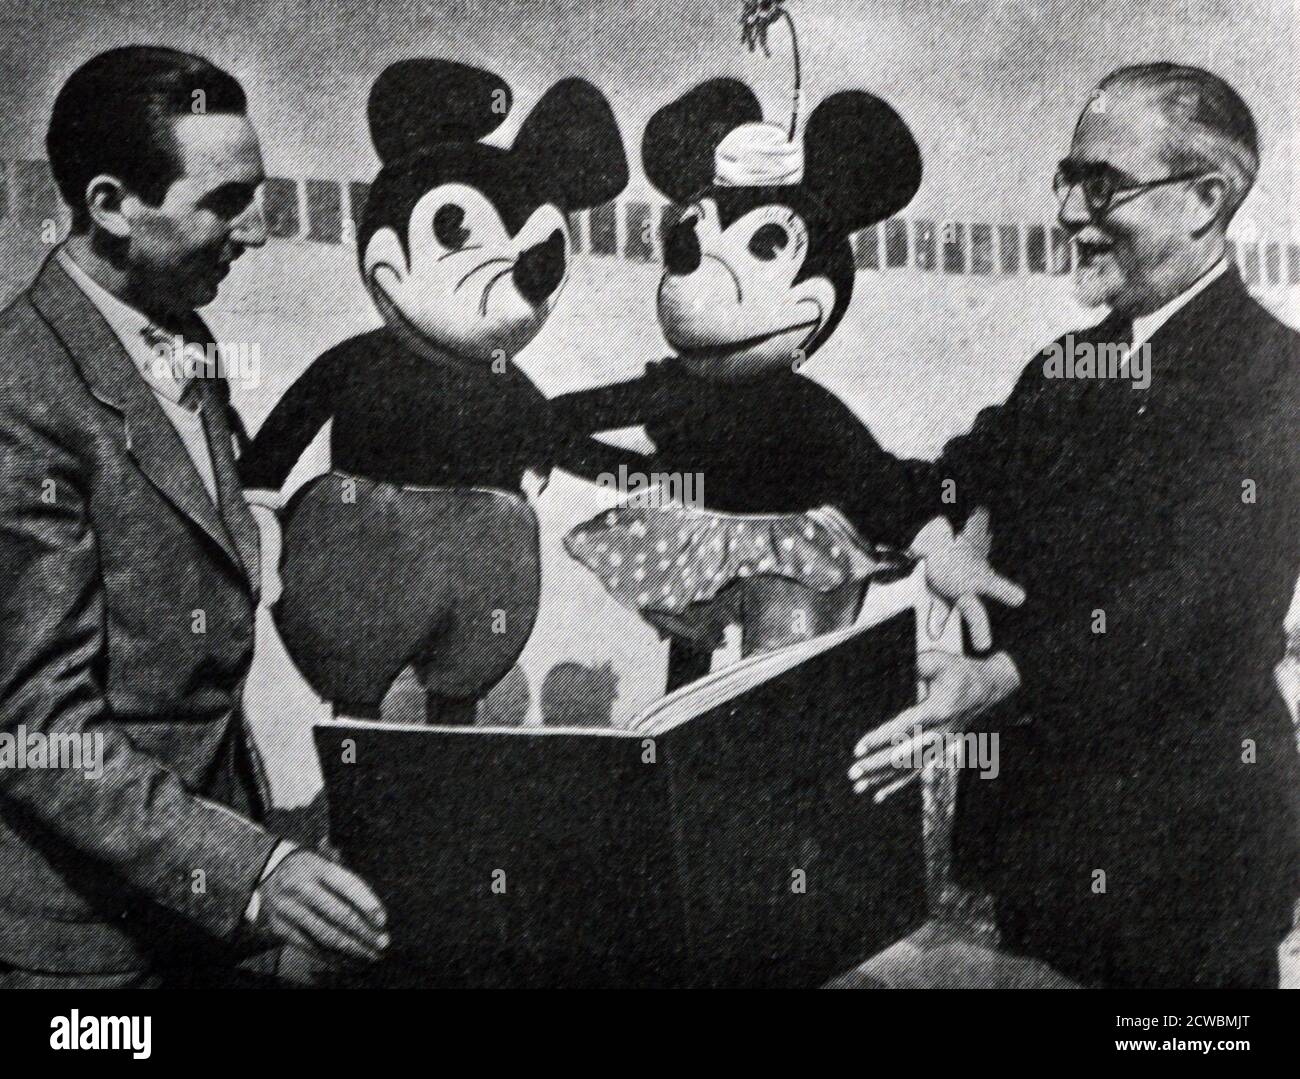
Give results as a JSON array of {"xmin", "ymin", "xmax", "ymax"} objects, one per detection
[
  {"xmin": 240, "ymin": 59, "xmax": 632, "ymax": 723},
  {"xmin": 557, "ymin": 78, "xmax": 923, "ymax": 687}
]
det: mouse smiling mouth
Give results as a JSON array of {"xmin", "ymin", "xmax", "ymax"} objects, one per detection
[{"xmin": 669, "ymin": 318, "xmax": 821, "ymax": 362}]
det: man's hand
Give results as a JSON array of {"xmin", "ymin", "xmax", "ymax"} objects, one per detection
[
  {"xmin": 911, "ymin": 508, "xmax": 1025, "ymax": 649},
  {"xmin": 252, "ymin": 850, "xmax": 389, "ymax": 964},
  {"xmin": 848, "ymin": 650, "xmax": 1020, "ymax": 799}
]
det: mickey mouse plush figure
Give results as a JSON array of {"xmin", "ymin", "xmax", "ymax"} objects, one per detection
[
  {"xmin": 557, "ymin": 79, "xmax": 923, "ymax": 687},
  {"xmin": 241, "ymin": 59, "xmax": 631, "ymax": 723}
]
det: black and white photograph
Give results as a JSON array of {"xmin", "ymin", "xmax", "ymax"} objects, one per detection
[{"xmin": 0, "ymin": 0, "xmax": 1296, "ymax": 1045}]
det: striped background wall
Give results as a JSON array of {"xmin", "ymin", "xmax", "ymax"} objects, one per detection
[{"xmin": 4, "ymin": 160, "xmax": 1297, "ymax": 290}]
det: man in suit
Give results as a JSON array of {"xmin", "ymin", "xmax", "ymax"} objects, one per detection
[
  {"xmin": 850, "ymin": 63, "xmax": 1300, "ymax": 987},
  {"xmin": 0, "ymin": 46, "xmax": 387, "ymax": 987}
]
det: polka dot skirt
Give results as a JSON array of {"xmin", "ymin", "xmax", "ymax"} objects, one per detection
[{"xmin": 564, "ymin": 501, "xmax": 913, "ymax": 620}]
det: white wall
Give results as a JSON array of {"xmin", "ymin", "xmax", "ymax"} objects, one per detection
[{"xmin": 0, "ymin": 0, "xmax": 1295, "ymax": 233}]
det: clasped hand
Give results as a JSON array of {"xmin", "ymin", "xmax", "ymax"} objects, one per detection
[
  {"xmin": 849, "ymin": 650, "xmax": 1020, "ymax": 798},
  {"xmin": 849, "ymin": 508, "xmax": 1025, "ymax": 800},
  {"xmin": 252, "ymin": 849, "xmax": 390, "ymax": 965},
  {"xmin": 910, "ymin": 507, "xmax": 1024, "ymax": 649}
]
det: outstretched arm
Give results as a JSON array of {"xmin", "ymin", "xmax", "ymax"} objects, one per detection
[
  {"xmin": 239, "ymin": 349, "xmax": 346, "ymax": 494},
  {"xmin": 864, "ymin": 353, "xmax": 1054, "ymax": 548},
  {"xmin": 832, "ymin": 357, "xmax": 1050, "ymax": 650},
  {"xmin": 547, "ymin": 371, "xmax": 665, "ymax": 484},
  {"xmin": 550, "ymin": 430, "xmax": 650, "ymax": 485},
  {"xmin": 550, "ymin": 372, "xmax": 663, "ymax": 436}
]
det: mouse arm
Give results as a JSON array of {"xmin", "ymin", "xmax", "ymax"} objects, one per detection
[
  {"xmin": 239, "ymin": 347, "xmax": 347, "ymax": 496},
  {"xmin": 548, "ymin": 368, "xmax": 668, "ymax": 435},
  {"xmin": 549, "ymin": 425, "xmax": 651, "ymax": 486},
  {"xmin": 547, "ymin": 367, "xmax": 681, "ymax": 485}
]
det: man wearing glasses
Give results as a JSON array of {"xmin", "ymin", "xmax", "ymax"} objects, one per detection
[{"xmin": 849, "ymin": 63, "xmax": 1300, "ymax": 987}]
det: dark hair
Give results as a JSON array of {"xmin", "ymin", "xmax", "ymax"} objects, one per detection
[{"xmin": 47, "ymin": 46, "xmax": 247, "ymax": 232}]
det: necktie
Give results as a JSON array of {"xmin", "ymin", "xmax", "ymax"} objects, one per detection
[
  {"xmin": 140, "ymin": 324, "xmax": 204, "ymax": 410},
  {"xmin": 1077, "ymin": 310, "xmax": 1134, "ymax": 410},
  {"xmin": 1092, "ymin": 309, "xmax": 1134, "ymax": 348},
  {"xmin": 1072, "ymin": 311, "xmax": 1139, "ymax": 472}
]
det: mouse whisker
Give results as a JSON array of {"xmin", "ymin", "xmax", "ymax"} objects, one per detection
[
  {"xmin": 455, "ymin": 257, "xmax": 514, "ymax": 293},
  {"xmin": 438, "ymin": 245, "xmax": 483, "ymax": 262},
  {"xmin": 479, "ymin": 265, "xmax": 517, "ymax": 317}
]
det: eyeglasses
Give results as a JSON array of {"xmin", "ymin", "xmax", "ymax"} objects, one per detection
[{"xmin": 1053, "ymin": 160, "xmax": 1212, "ymax": 216}]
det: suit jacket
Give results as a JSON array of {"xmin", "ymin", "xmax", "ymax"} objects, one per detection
[
  {"xmin": 0, "ymin": 254, "xmax": 278, "ymax": 974},
  {"xmin": 870, "ymin": 269, "xmax": 1300, "ymax": 987}
]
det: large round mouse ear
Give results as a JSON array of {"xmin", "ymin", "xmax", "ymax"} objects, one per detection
[
  {"xmin": 512, "ymin": 79, "xmax": 629, "ymax": 211},
  {"xmin": 642, "ymin": 79, "xmax": 763, "ymax": 203},
  {"xmin": 368, "ymin": 59, "xmax": 511, "ymax": 163},
  {"xmin": 803, "ymin": 91, "xmax": 922, "ymax": 233}
]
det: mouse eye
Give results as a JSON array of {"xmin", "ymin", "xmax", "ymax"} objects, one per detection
[
  {"xmin": 433, "ymin": 204, "xmax": 472, "ymax": 250},
  {"xmin": 748, "ymin": 223, "xmax": 789, "ymax": 261}
]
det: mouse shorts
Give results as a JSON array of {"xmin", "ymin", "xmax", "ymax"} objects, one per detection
[{"xmin": 275, "ymin": 471, "xmax": 540, "ymax": 715}]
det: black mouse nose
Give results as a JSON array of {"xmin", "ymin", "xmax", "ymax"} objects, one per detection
[
  {"xmin": 513, "ymin": 229, "xmax": 566, "ymax": 306},
  {"xmin": 663, "ymin": 217, "xmax": 701, "ymax": 276}
]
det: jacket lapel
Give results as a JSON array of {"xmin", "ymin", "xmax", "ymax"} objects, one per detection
[
  {"xmin": 190, "ymin": 350, "xmax": 261, "ymax": 586},
  {"xmin": 28, "ymin": 253, "xmax": 250, "ymax": 578},
  {"xmin": 1032, "ymin": 319, "xmax": 1126, "ymax": 492},
  {"xmin": 1063, "ymin": 269, "xmax": 1264, "ymax": 497},
  {"xmin": 1146, "ymin": 269, "xmax": 1273, "ymax": 408}
]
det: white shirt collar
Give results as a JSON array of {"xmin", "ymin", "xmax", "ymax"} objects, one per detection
[
  {"xmin": 1129, "ymin": 257, "xmax": 1229, "ymax": 350},
  {"xmin": 56, "ymin": 247, "xmax": 194, "ymax": 407}
]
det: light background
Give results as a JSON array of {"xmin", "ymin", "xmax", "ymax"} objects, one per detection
[
  {"xmin": 0, "ymin": 0, "xmax": 1294, "ymax": 804},
  {"xmin": 1, "ymin": 0, "xmax": 1295, "ymax": 231}
]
